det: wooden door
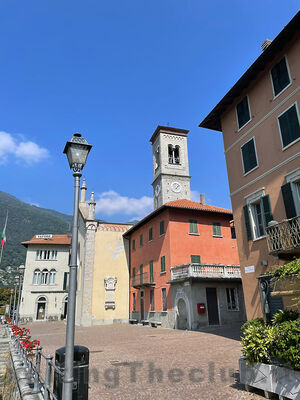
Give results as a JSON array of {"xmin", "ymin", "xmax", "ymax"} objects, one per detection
[{"xmin": 206, "ymin": 288, "xmax": 220, "ymax": 325}]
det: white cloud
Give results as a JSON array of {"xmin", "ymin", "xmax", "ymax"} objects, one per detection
[
  {"xmin": 95, "ymin": 190, "xmax": 153, "ymax": 220},
  {"xmin": 0, "ymin": 131, "xmax": 49, "ymax": 164}
]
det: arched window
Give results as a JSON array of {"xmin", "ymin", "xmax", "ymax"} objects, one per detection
[
  {"xmin": 168, "ymin": 145, "xmax": 173, "ymax": 163},
  {"xmin": 33, "ymin": 269, "xmax": 41, "ymax": 285},
  {"xmin": 168, "ymin": 145, "xmax": 180, "ymax": 164},
  {"xmin": 154, "ymin": 146, "xmax": 160, "ymax": 170},
  {"xmin": 41, "ymin": 269, "xmax": 49, "ymax": 285},
  {"xmin": 49, "ymin": 269, "xmax": 56, "ymax": 285},
  {"xmin": 36, "ymin": 296, "xmax": 47, "ymax": 320},
  {"xmin": 174, "ymin": 145, "xmax": 180, "ymax": 164}
]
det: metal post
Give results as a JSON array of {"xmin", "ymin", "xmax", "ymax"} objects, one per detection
[
  {"xmin": 33, "ymin": 346, "xmax": 42, "ymax": 393},
  {"xmin": 8, "ymin": 288, "xmax": 13, "ymax": 319},
  {"xmin": 44, "ymin": 354, "xmax": 53, "ymax": 400},
  {"xmin": 12, "ymin": 282, "xmax": 17, "ymax": 324},
  {"xmin": 63, "ymin": 172, "xmax": 81, "ymax": 400},
  {"xmin": 15, "ymin": 275, "xmax": 22, "ymax": 325}
]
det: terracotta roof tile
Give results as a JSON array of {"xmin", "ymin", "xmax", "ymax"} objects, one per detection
[
  {"xmin": 21, "ymin": 234, "xmax": 71, "ymax": 247},
  {"xmin": 165, "ymin": 199, "xmax": 232, "ymax": 214}
]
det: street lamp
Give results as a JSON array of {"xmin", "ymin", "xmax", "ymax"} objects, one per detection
[
  {"xmin": 12, "ymin": 276, "xmax": 19, "ymax": 324},
  {"xmin": 63, "ymin": 133, "xmax": 92, "ymax": 400},
  {"xmin": 8, "ymin": 288, "xmax": 13, "ymax": 319},
  {"xmin": 15, "ymin": 264, "xmax": 25, "ymax": 325}
]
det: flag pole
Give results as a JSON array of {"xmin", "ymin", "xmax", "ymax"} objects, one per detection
[{"xmin": 0, "ymin": 210, "xmax": 8, "ymax": 266}]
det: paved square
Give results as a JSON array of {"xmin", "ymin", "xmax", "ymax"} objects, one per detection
[{"xmin": 27, "ymin": 322, "xmax": 264, "ymax": 399}]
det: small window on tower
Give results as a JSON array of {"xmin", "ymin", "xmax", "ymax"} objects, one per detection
[
  {"xmin": 174, "ymin": 146, "xmax": 180, "ymax": 164},
  {"xmin": 168, "ymin": 145, "xmax": 173, "ymax": 164},
  {"xmin": 155, "ymin": 147, "xmax": 160, "ymax": 170}
]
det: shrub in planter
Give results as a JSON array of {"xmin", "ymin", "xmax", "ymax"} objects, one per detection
[
  {"xmin": 272, "ymin": 309, "xmax": 299, "ymax": 325},
  {"xmin": 241, "ymin": 318, "xmax": 265, "ymax": 333},
  {"xmin": 273, "ymin": 320, "xmax": 300, "ymax": 370},
  {"xmin": 241, "ymin": 324, "xmax": 276, "ymax": 364}
]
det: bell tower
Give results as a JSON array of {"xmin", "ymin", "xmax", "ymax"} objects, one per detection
[{"xmin": 150, "ymin": 125, "xmax": 191, "ymax": 210}]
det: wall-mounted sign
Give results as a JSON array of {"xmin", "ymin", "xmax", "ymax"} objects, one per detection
[
  {"xmin": 245, "ymin": 265, "xmax": 255, "ymax": 274},
  {"xmin": 36, "ymin": 234, "xmax": 53, "ymax": 239}
]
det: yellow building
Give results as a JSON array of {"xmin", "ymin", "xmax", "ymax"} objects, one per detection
[{"xmin": 76, "ymin": 179, "xmax": 132, "ymax": 326}]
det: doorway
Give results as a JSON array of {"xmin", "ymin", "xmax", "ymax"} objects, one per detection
[
  {"xmin": 206, "ymin": 288, "xmax": 220, "ymax": 325},
  {"xmin": 177, "ymin": 298, "xmax": 188, "ymax": 330},
  {"xmin": 36, "ymin": 296, "xmax": 47, "ymax": 320},
  {"xmin": 140, "ymin": 291, "xmax": 144, "ymax": 321}
]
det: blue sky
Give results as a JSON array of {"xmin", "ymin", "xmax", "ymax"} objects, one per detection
[{"xmin": 0, "ymin": 1, "xmax": 299, "ymax": 222}]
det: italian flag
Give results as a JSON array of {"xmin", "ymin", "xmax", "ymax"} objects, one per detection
[{"xmin": 1, "ymin": 213, "xmax": 7, "ymax": 249}]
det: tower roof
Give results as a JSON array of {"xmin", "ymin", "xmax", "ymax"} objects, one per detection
[{"xmin": 150, "ymin": 125, "xmax": 189, "ymax": 144}]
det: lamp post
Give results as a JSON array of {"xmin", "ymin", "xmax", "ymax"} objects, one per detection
[
  {"xmin": 63, "ymin": 133, "xmax": 92, "ymax": 400},
  {"xmin": 15, "ymin": 264, "xmax": 25, "ymax": 325},
  {"xmin": 12, "ymin": 276, "xmax": 18, "ymax": 324},
  {"xmin": 8, "ymin": 288, "xmax": 13, "ymax": 319}
]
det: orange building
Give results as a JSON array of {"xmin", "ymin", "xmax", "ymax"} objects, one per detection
[{"xmin": 124, "ymin": 199, "xmax": 246, "ymax": 329}]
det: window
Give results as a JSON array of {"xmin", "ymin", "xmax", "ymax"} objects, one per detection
[
  {"xmin": 230, "ymin": 221, "xmax": 236, "ymax": 239},
  {"xmin": 271, "ymin": 57, "xmax": 290, "ymax": 97},
  {"xmin": 49, "ymin": 269, "xmax": 56, "ymax": 285},
  {"xmin": 139, "ymin": 234, "xmax": 143, "ymax": 247},
  {"xmin": 243, "ymin": 193, "xmax": 273, "ymax": 240},
  {"xmin": 282, "ymin": 168, "xmax": 300, "ymax": 218},
  {"xmin": 140, "ymin": 264, "xmax": 143, "ymax": 285},
  {"xmin": 154, "ymin": 146, "xmax": 160, "ymax": 170},
  {"xmin": 41, "ymin": 269, "xmax": 49, "ymax": 285},
  {"xmin": 33, "ymin": 269, "xmax": 41, "ymax": 285},
  {"xmin": 133, "ymin": 293, "xmax": 136, "ymax": 312},
  {"xmin": 212, "ymin": 222, "xmax": 222, "ymax": 237},
  {"xmin": 149, "ymin": 261, "xmax": 154, "ymax": 283},
  {"xmin": 132, "ymin": 239, "xmax": 135, "ymax": 252},
  {"xmin": 63, "ymin": 272, "xmax": 69, "ymax": 291},
  {"xmin": 241, "ymin": 137, "xmax": 258, "ymax": 174},
  {"xmin": 278, "ymin": 103, "xmax": 300, "ymax": 148},
  {"xmin": 190, "ymin": 255, "xmax": 201, "ymax": 263},
  {"xmin": 226, "ymin": 288, "xmax": 239, "ymax": 311},
  {"xmin": 149, "ymin": 228, "xmax": 153, "ymax": 241},
  {"xmin": 168, "ymin": 145, "xmax": 180, "ymax": 164},
  {"xmin": 236, "ymin": 96, "xmax": 251, "ymax": 129},
  {"xmin": 160, "ymin": 221, "xmax": 165, "ymax": 236},
  {"xmin": 162, "ymin": 288, "xmax": 167, "ymax": 311},
  {"xmin": 189, "ymin": 220, "xmax": 198, "ymax": 234},
  {"xmin": 160, "ymin": 256, "xmax": 166, "ymax": 273},
  {"xmin": 36, "ymin": 249, "xmax": 57, "ymax": 260},
  {"xmin": 132, "ymin": 267, "xmax": 136, "ymax": 284},
  {"xmin": 150, "ymin": 290, "xmax": 155, "ymax": 311}
]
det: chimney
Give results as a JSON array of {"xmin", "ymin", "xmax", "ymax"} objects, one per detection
[
  {"xmin": 88, "ymin": 192, "xmax": 96, "ymax": 220},
  {"xmin": 261, "ymin": 39, "xmax": 272, "ymax": 52},
  {"xmin": 80, "ymin": 178, "xmax": 87, "ymax": 203},
  {"xmin": 200, "ymin": 193, "xmax": 206, "ymax": 205}
]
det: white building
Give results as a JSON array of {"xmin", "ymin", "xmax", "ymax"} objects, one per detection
[{"xmin": 19, "ymin": 234, "xmax": 71, "ymax": 322}]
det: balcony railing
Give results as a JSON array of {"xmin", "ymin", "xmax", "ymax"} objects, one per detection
[
  {"xmin": 131, "ymin": 272, "xmax": 155, "ymax": 288},
  {"xmin": 170, "ymin": 263, "xmax": 241, "ymax": 281},
  {"xmin": 266, "ymin": 216, "xmax": 300, "ymax": 254}
]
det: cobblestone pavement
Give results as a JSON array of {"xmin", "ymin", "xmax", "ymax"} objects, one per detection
[{"xmin": 26, "ymin": 321, "xmax": 265, "ymax": 400}]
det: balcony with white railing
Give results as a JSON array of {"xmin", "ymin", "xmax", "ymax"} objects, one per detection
[
  {"xmin": 170, "ymin": 263, "xmax": 241, "ymax": 282},
  {"xmin": 266, "ymin": 216, "xmax": 300, "ymax": 255}
]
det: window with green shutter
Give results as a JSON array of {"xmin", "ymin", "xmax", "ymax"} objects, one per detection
[
  {"xmin": 132, "ymin": 239, "xmax": 135, "ymax": 252},
  {"xmin": 160, "ymin": 256, "xmax": 166, "ymax": 273},
  {"xmin": 132, "ymin": 267, "xmax": 135, "ymax": 283},
  {"xmin": 189, "ymin": 220, "xmax": 198, "ymax": 234},
  {"xmin": 139, "ymin": 234, "xmax": 143, "ymax": 247},
  {"xmin": 281, "ymin": 183, "xmax": 297, "ymax": 219},
  {"xmin": 236, "ymin": 96, "xmax": 251, "ymax": 129},
  {"xmin": 149, "ymin": 227, "xmax": 153, "ymax": 241},
  {"xmin": 160, "ymin": 221, "xmax": 165, "ymax": 235},
  {"xmin": 241, "ymin": 138, "xmax": 258, "ymax": 174},
  {"xmin": 190, "ymin": 255, "xmax": 201, "ymax": 264},
  {"xmin": 278, "ymin": 104, "xmax": 300, "ymax": 148},
  {"xmin": 162, "ymin": 288, "xmax": 167, "ymax": 311},
  {"xmin": 150, "ymin": 290, "xmax": 155, "ymax": 311},
  {"xmin": 149, "ymin": 261, "xmax": 154, "ymax": 282},
  {"xmin": 212, "ymin": 222, "xmax": 222, "ymax": 237},
  {"xmin": 271, "ymin": 57, "xmax": 290, "ymax": 97}
]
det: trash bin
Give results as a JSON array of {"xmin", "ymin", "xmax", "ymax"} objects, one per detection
[{"xmin": 53, "ymin": 345, "xmax": 89, "ymax": 400}]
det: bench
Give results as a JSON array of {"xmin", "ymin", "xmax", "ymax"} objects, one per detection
[
  {"xmin": 150, "ymin": 321, "xmax": 162, "ymax": 328},
  {"xmin": 129, "ymin": 319, "xmax": 138, "ymax": 324},
  {"xmin": 141, "ymin": 320, "xmax": 149, "ymax": 326}
]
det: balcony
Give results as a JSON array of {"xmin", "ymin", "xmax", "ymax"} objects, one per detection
[
  {"xmin": 170, "ymin": 263, "xmax": 241, "ymax": 281},
  {"xmin": 131, "ymin": 272, "xmax": 155, "ymax": 288},
  {"xmin": 266, "ymin": 216, "xmax": 300, "ymax": 255}
]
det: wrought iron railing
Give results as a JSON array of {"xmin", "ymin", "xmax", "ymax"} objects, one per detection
[
  {"xmin": 9, "ymin": 328, "xmax": 63, "ymax": 399},
  {"xmin": 266, "ymin": 216, "xmax": 300, "ymax": 254},
  {"xmin": 131, "ymin": 272, "xmax": 154, "ymax": 287},
  {"xmin": 171, "ymin": 263, "xmax": 241, "ymax": 281}
]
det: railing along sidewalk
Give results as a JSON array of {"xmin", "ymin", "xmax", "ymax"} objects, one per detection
[{"xmin": 9, "ymin": 327, "xmax": 63, "ymax": 400}]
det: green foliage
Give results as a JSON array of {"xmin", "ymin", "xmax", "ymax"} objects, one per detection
[
  {"xmin": 241, "ymin": 324, "xmax": 276, "ymax": 364},
  {"xmin": 267, "ymin": 258, "xmax": 300, "ymax": 281},
  {"xmin": 272, "ymin": 309, "xmax": 299, "ymax": 325},
  {"xmin": 0, "ymin": 191, "xmax": 72, "ymax": 285},
  {"xmin": 241, "ymin": 317, "xmax": 264, "ymax": 333},
  {"xmin": 273, "ymin": 320, "xmax": 300, "ymax": 370},
  {"xmin": 0, "ymin": 288, "xmax": 12, "ymax": 306}
]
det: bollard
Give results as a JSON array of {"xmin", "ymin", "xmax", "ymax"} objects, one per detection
[
  {"xmin": 44, "ymin": 354, "xmax": 53, "ymax": 400},
  {"xmin": 32, "ymin": 346, "xmax": 42, "ymax": 394}
]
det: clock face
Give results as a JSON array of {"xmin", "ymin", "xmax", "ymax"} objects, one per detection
[
  {"xmin": 171, "ymin": 181, "xmax": 182, "ymax": 193},
  {"xmin": 155, "ymin": 184, "xmax": 161, "ymax": 197}
]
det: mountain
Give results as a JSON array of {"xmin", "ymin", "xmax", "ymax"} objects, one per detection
[{"xmin": 0, "ymin": 191, "xmax": 72, "ymax": 285}]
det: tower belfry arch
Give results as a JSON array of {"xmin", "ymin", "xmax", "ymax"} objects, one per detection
[{"xmin": 150, "ymin": 126, "xmax": 191, "ymax": 210}]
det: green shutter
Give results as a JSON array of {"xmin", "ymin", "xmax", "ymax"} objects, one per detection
[
  {"xmin": 191, "ymin": 255, "xmax": 201, "ymax": 263},
  {"xmin": 150, "ymin": 261, "xmax": 153, "ymax": 282},
  {"xmin": 161, "ymin": 256, "xmax": 165, "ymax": 272},
  {"xmin": 189, "ymin": 220, "xmax": 198, "ymax": 234},
  {"xmin": 149, "ymin": 228, "xmax": 153, "ymax": 241},
  {"xmin": 132, "ymin": 239, "xmax": 135, "ymax": 251},
  {"xmin": 213, "ymin": 222, "xmax": 221, "ymax": 236},
  {"xmin": 262, "ymin": 195, "xmax": 273, "ymax": 227},
  {"xmin": 281, "ymin": 183, "xmax": 297, "ymax": 219},
  {"xmin": 140, "ymin": 234, "xmax": 143, "ymax": 246},
  {"xmin": 278, "ymin": 105, "xmax": 300, "ymax": 148},
  {"xmin": 243, "ymin": 205, "xmax": 253, "ymax": 241},
  {"xmin": 160, "ymin": 221, "xmax": 164, "ymax": 235}
]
